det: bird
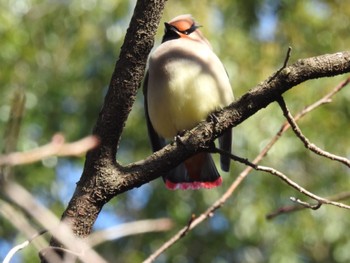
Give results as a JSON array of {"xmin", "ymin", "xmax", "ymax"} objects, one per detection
[{"xmin": 143, "ymin": 14, "xmax": 234, "ymax": 190}]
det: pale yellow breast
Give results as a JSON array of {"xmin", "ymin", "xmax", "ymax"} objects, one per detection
[{"xmin": 147, "ymin": 39, "xmax": 233, "ymax": 139}]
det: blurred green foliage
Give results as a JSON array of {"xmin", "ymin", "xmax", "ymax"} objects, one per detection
[{"xmin": 1, "ymin": 0, "xmax": 350, "ymax": 262}]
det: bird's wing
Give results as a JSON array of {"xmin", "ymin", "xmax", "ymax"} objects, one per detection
[
  {"xmin": 144, "ymin": 71, "xmax": 187, "ymax": 184},
  {"xmin": 219, "ymin": 128, "xmax": 232, "ymax": 172},
  {"xmin": 143, "ymin": 71, "xmax": 167, "ymax": 152}
]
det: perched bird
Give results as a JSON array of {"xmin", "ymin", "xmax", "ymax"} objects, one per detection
[{"xmin": 144, "ymin": 14, "xmax": 234, "ymax": 190}]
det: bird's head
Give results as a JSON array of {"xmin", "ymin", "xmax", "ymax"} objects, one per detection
[{"xmin": 162, "ymin": 14, "xmax": 211, "ymax": 48}]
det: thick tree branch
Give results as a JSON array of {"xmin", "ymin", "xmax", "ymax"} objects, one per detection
[{"xmin": 46, "ymin": 0, "xmax": 168, "ymax": 255}]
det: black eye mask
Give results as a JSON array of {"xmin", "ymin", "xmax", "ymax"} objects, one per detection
[
  {"xmin": 178, "ymin": 23, "xmax": 199, "ymax": 35},
  {"xmin": 162, "ymin": 22, "xmax": 199, "ymax": 43}
]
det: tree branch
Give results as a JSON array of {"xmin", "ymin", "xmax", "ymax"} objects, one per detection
[
  {"xmin": 277, "ymin": 97, "xmax": 350, "ymax": 167},
  {"xmin": 0, "ymin": 134, "xmax": 99, "ymax": 166},
  {"xmin": 210, "ymin": 148, "xmax": 350, "ymax": 210},
  {"xmin": 88, "ymin": 218, "xmax": 173, "ymax": 247},
  {"xmin": 46, "ymin": 0, "xmax": 169, "ymax": 256},
  {"xmin": 4, "ymin": 183, "xmax": 108, "ymax": 263},
  {"xmin": 267, "ymin": 191, "xmax": 350, "ymax": 219}
]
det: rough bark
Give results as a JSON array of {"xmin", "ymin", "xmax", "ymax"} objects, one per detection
[{"xmin": 43, "ymin": 0, "xmax": 168, "ymax": 255}]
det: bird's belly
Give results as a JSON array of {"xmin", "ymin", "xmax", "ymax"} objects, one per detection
[{"xmin": 148, "ymin": 60, "xmax": 223, "ymax": 138}]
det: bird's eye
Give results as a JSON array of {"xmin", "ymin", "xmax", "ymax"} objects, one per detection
[{"xmin": 179, "ymin": 23, "xmax": 198, "ymax": 35}]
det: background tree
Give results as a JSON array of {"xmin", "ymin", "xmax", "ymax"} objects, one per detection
[{"xmin": 1, "ymin": 0, "xmax": 350, "ymax": 262}]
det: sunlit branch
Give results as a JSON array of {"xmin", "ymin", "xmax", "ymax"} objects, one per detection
[
  {"xmin": 277, "ymin": 97, "xmax": 350, "ymax": 168},
  {"xmin": 289, "ymin": 197, "xmax": 322, "ymax": 210},
  {"xmin": 2, "ymin": 195, "xmax": 172, "ymax": 263},
  {"xmin": 269, "ymin": 46, "xmax": 292, "ymax": 82},
  {"xmin": 3, "ymin": 182, "xmax": 108, "ymax": 263},
  {"xmin": 213, "ymin": 149, "xmax": 350, "ymax": 210},
  {"xmin": 267, "ymin": 191, "xmax": 350, "ymax": 219},
  {"xmin": 88, "ymin": 219, "xmax": 173, "ymax": 247},
  {"xmin": 0, "ymin": 200, "xmax": 52, "ymax": 263},
  {"xmin": 254, "ymin": 164, "xmax": 350, "ymax": 210},
  {"xmin": 0, "ymin": 134, "xmax": 99, "ymax": 167},
  {"xmin": 143, "ymin": 215, "xmax": 195, "ymax": 263}
]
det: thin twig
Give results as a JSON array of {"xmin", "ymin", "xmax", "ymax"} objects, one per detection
[
  {"xmin": 4, "ymin": 182, "xmax": 108, "ymax": 263},
  {"xmin": 143, "ymin": 77, "xmax": 350, "ymax": 262},
  {"xmin": 214, "ymin": 148, "xmax": 350, "ymax": 210},
  {"xmin": 2, "ymin": 211, "xmax": 172, "ymax": 263},
  {"xmin": 266, "ymin": 204, "xmax": 305, "ymax": 219},
  {"xmin": 3, "ymin": 241, "xmax": 31, "ymax": 263},
  {"xmin": 0, "ymin": 88, "xmax": 26, "ymax": 182},
  {"xmin": 143, "ymin": 215, "xmax": 195, "ymax": 263},
  {"xmin": 39, "ymin": 246, "xmax": 82, "ymax": 263},
  {"xmin": 0, "ymin": 199, "xmax": 54, "ymax": 260},
  {"xmin": 88, "ymin": 218, "xmax": 173, "ymax": 247},
  {"xmin": 256, "ymin": 164, "xmax": 350, "ymax": 209},
  {"xmin": 282, "ymin": 46, "xmax": 292, "ymax": 68},
  {"xmin": 0, "ymin": 134, "xmax": 100, "ymax": 166},
  {"xmin": 267, "ymin": 191, "xmax": 350, "ymax": 219},
  {"xmin": 277, "ymin": 97, "xmax": 350, "ymax": 168},
  {"xmin": 289, "ymin": 197, "xmax": 322, "ymax": 210},
  {"xmin": 268, "ymin": 46, "xmax": 292, "ymax": 83},
  {"xmin": 285, "ymin": 76, "xmax": 350, "ymax": 124},
  {"xmin": 181, "ymin": 214, "xmax": 196, "ymax": 238},
  {"xmin": 3, "ymin": 230, "xmax": 48, "ymax": 263}
]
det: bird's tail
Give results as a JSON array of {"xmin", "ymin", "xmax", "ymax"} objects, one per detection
[{"xmin": 164, "ymin": 152, "xmax": 222, "ymax": 190}]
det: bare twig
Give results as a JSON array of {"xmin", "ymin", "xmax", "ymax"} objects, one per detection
[
  {"xmin": 2, "ymin": 204, "xmax": 172, "ymax": 263},
  {"xmin": 267, "ymin": 191, "xmax": 350, "ymax": 219},
  {"xmin": 3, "ymin": 230, "xmax": 48, "ymax": 263},
  {"xmin": 3, "ymin": 241, "xmax": 32, "ymax": 263},
  {"xmin": 0, "ymin": 134, "xmax": 100, "ymax": 167},
  {"xmin": 143, "ymin": 215, "xmax": 195, "ymax": 263},
  {"xmin": 4, "ymin": 182, "xmax": 108, "ymax": 263},
  {"xmin": 143, "ymin": 77, "xmax": 350, "ymax": 262},
  {"xmin": 256, "ymin": 164, "xmax": 350, "ymax": 210},
  {"xmin": 282, "ymin": 46, "xmax": 293, "ymax": 68},
  {"xmin": 0, "ymin": 88, "xmax": 25, "ymax": 182},
  {"xmin": 0, "ymin": 199, "xmax": 48, "ymax": 248},
  {"xmin": 289, "ymin": 197, "xmax": 322, "ymax": 210},
  {"xmin": 214, "ymin": 149, "xmax": 350, "ymax": 210},
  {"xmin": 0, "ymin": 199, "xmax": 64, "ymax": 263},
  {"xmin": 287, "ymin": 76, "xmax": 350, "ymax": 120},
  {"xmin": 268, "ymin": 46, "xmax": 292, "ymax": 83},
  {"xmin": 182, "ymin": 214, "xmax": 197, "ymax": 237},
  {"xmin": 266, "ymin": 204, "xmax": 305, "ymax": 219},
  {"xmin": 88, "ymin": 218, "xmax": 173, "ymax": 247},
  {"xmin": 277, "ymin": 97, "xmax": 350, "ymax": 168},
  {"xmin": 1, "ymin": 88, "xmax": 26, "ymax": 155},
  {"xmin": 39, "ymin": 246, "xmax": 83, "ymax": 263}
]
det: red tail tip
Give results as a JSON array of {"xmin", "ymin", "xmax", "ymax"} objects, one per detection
[{"xmin": 165, "ymin": 177, "xmax": 222, "ymax": 190}]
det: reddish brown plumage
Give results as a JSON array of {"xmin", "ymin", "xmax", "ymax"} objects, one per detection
[{"xmin": 169, "ymin": 17, "xmax": 193, "ymax": 32}]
